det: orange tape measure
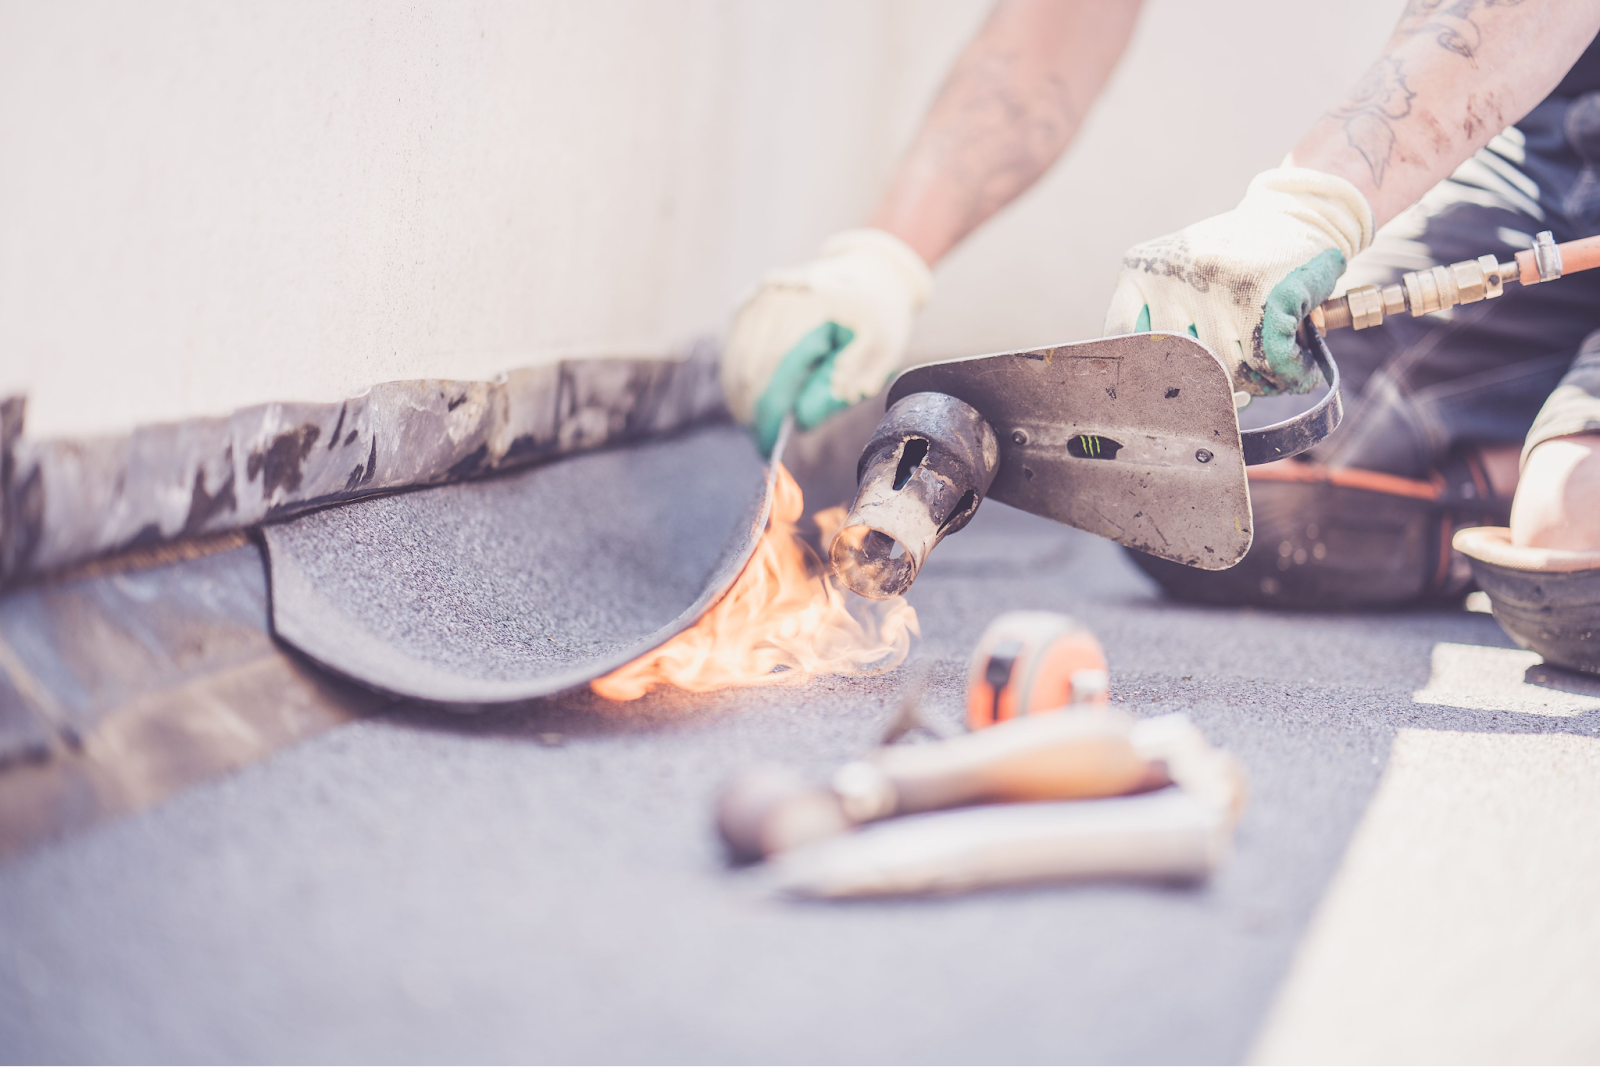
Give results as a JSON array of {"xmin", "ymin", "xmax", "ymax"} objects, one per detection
[{"xmin": 965, "ymin": 611, "xmax": 1109, "ymax": 730}]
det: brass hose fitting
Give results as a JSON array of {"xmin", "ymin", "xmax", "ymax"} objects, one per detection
[
  {"xmin": 1314, "ymin": 254, "xmax": 1515, "ymax": 331},
  {"xmin": 1313, "ymin": 229, "xmax": 1600, "ymax": 333}
]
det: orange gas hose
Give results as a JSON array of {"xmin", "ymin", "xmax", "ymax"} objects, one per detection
[{"xmin": 1517, "ymin": 233, "xmax": 1600, "ymax": 284}]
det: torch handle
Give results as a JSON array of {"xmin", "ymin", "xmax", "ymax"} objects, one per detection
[{"xmin": 1313, "ymin": 231, "xmax": 1600, "ymax": 333}]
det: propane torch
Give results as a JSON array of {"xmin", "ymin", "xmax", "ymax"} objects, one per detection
[{"xmin": 829, "ymin": 230, "xmax": 1600, "ymax": 601}]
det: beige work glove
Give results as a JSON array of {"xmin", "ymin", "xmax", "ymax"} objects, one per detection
[
  {"xmin": 722, "ymin": 228, "xmax": 933, "ymax": 455},
  {"xmin": 1105, "ymin": 167, "xmax": 1374, "ymax": 394}
]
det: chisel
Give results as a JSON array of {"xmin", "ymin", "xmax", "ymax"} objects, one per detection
[{"xmin": 767, "ymin": 788, "xmax": 1230, "ymax": 898}]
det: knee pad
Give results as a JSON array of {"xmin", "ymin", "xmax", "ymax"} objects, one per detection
[{"xmin": 1127, "ymin": 455, "xmax": 1507, "ymax": 610}]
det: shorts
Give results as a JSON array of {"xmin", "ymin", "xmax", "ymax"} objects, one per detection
[{"xmin": 1526, "ymin": 333, "xmax": 1600, "ymax": 464}]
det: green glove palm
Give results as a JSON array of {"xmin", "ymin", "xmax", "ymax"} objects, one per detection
[
  {"xmin": 722, "ymin": 229, "xmax": 932, "ymax": 457},
  {"xmin": 750, "ymin": 322, "xmax": 857, "ymax": 455},
  {"xmin": 1107, "ymin": 168, "xmax": 1372, "ymax": 395}
]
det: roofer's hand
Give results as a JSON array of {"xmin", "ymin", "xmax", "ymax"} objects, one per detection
[
  {"xmin": 722, "ymin": 229, "xmax": 932, "ymax": 456},
  {"xmin": 1105, "ymin": 168, "xmax": 1373, "ymax": 395}
]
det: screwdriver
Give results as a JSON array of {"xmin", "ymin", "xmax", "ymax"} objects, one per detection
[{"xmin": 1312, "ymin": 230, "xmax": 1600, "ymax": 332}]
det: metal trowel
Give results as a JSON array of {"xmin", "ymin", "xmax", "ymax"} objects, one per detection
[{"xmin": 828, "ymin": 325, "xmax": 1342, "ymax": 599}]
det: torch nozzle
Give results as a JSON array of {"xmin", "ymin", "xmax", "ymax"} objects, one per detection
[{"xmin": 830, "ymin": 392, "xmax": 999, "ymax": 600}]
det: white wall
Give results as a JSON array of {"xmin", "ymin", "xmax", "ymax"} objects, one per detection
[
  {"xmin": 0, "ymin": 0, "xmax": 1400, "ymax": 440},
  {"xmin": 917, "ymin": 0, "xmax": 1401, "ymax": 358}
]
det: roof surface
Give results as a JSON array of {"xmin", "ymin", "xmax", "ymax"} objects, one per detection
[{"xmin": 1, "ymin": 502, "xmax": 1596, "ymax": 1062}]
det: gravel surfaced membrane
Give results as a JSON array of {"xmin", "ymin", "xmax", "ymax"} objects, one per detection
[
  {"xmin": 7, "ymin": 446, "xmax": 1600, "ymax": 1062},
  {"xmin": 262, "ymin": 422, "xmax": 772, "ymax": 703}
]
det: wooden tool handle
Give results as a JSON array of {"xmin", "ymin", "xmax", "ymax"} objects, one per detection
[{"xmin": 868, "ymin": 707, "xmax": 1164, "ymax": 813}]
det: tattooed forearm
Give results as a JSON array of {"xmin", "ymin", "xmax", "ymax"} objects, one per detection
[
  {"xmin": 1327, "ymin": 0, "xmax": 1522, "ymax": 185},
  {"xmin": 1396, "ymin": 0, "xmax": 1529, "ymax": 63},
  {"xmin": 1327, "ymin": 57, "xmax": 1417, "ymax": 186},
  {"xmin": 910, "ymin": 51, "xmax": 1080, "ymax": 237},
  {"xmin": 1293, "ymin": 0, "xmax": 1600, "ymax": 227},
  {"xmin": 868, "ymin": 0, "xmax": 1143, "ymax": 264}
]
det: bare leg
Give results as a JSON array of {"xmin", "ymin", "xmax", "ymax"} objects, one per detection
[
  {"xmin": 1510, "ymin": 433, "xmax": 1600, "ymax": 550},
  {"xmin": 1477, "ymin": 442, "xmax": 1523, "ymax": 500}
]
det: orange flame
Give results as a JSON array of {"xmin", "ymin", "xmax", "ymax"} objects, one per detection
[{"xmin": 591, "ymin": 463, "xmax": 920, "ymax": 701}]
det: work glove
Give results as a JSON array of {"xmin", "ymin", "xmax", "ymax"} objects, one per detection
[
  {"xmin": 722, "ymin": 228, "xmax": 933, "ymax": 456},
  {"xmin": 1105, "ymin": 167, "xmax": 1373, "ymax": 395}
]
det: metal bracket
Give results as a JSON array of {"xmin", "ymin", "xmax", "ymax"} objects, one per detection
[{"xmin": 1534, "ymin": 229, "xmax": 1563, "ymax": 282}]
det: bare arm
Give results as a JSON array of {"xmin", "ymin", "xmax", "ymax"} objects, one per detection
[
  {"xmin": 868, "ymin": 0, "xmax": 1145, "ymax": 266},
  {"xmin": 1292, "ymin": 0, "xmax": 1600, "ymax": 229}
]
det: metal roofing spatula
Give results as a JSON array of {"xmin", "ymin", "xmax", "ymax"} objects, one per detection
[{"xmin": 828, "ymin": 327, "xmax": 1342, "ymax": 599}]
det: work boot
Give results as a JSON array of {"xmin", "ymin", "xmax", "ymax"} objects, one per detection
[
  {"xmin": 1454, "ymin": 527, "xmax": 1600, "ymax": 675},
  {"xmin": 1127, "ymin": 450, "xmax": 1510, "ymax": 610}
]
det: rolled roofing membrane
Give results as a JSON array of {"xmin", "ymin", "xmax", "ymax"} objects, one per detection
[{"xmin": 262, "ymin": 422, "xmax": 779, "ymax": 704}]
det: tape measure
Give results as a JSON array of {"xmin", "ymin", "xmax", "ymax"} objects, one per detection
[{"xmin": 965, "ymin": 611, "xmax": 1109, "ymax": 730}]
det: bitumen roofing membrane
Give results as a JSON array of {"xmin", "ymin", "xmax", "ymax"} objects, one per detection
[
  {"xmin": 261, "ymin": 423, "xmax": 772, "ymax": 704},
  {"xmin": 1, "ymin": 424, "xmax": 1598, "ymax": 1062}
]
